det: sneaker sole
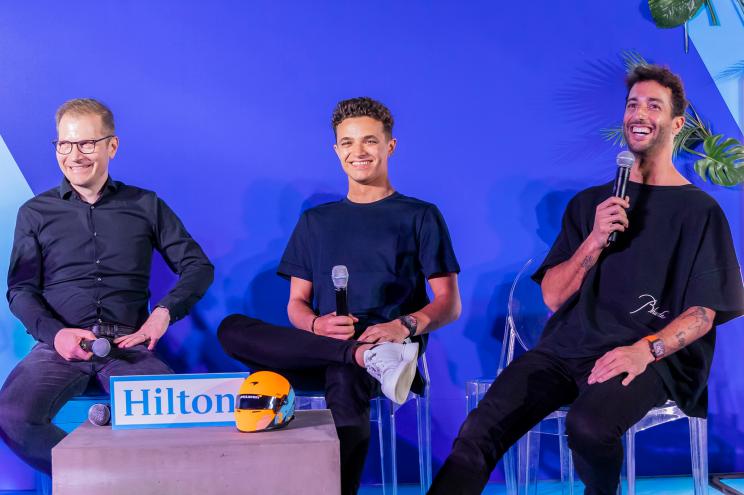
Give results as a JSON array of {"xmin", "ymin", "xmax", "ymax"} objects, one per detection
[{"xmin": 383, "ymin": 342, "xmax": 419, "ymax": 404}]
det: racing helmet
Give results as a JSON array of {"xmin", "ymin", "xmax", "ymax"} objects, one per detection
[{"xmin": 235, "ymin": 371, "xmax": 295, "ymax": 432}]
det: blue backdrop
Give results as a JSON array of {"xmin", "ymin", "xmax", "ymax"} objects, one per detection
[{"xmin": 1, "ymin": 1, "xmax": 742, "ymax": 488}]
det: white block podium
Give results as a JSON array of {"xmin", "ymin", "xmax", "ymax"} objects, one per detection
[{"xmin": 52, "ymin": 409, "xmax": 340, "ymax": 495}]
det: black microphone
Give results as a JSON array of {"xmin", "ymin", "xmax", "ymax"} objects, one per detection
[
  {"xmin": 332, "ymin": 265, "xmax": 349, "ymax": 316},
  {"xmin": 88, "ymin": 403, "xmax": 111, "ymax": 426},
  {"xmin": 80, "ymin": 337, "xmax": 111, "ymax": 358},
  {"xmin": 607, "ymin": 151, "xmax": 634, "ymax": 245}
]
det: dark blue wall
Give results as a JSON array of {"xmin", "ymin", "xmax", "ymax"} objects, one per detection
[{"xmin": 1, "ymin": 0, "xmax": 742, "ymax": 487}]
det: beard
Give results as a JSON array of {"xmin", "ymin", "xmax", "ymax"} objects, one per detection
[{"xmin": 624, "ymin": 122, "xmax": 670, "ymax": 157}]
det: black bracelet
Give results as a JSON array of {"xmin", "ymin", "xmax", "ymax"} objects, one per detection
[{"xmin": 311, "ymin": 316, "xmax": 319, "ymax": 334}]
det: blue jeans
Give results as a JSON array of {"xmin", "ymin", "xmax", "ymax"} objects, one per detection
[{"xmin": 0, "ymin": 342, "xmax": 172, "ymax": 474}]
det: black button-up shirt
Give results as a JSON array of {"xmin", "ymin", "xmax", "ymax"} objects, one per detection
[{"xmin": 7, "ymin": 177, "xmax": 214, "ymax": 344}]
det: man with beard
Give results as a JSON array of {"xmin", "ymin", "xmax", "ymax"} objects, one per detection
[{"xmin": 429, "ymin": 65, "xmax": 744, "ymax": 494}]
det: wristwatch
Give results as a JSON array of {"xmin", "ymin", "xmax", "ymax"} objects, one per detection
[
  {"xmin": 643, "ymin": 335, "xmax": 665, "ymax": 361},
  {"xmin": 398, "ymin": 315, "xmax": 418, "ymax": 338}
]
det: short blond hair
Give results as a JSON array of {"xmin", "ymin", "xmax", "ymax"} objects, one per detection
[{"xmin": 55, "ymin": 98, "xmax": 115, "ymax": 134}]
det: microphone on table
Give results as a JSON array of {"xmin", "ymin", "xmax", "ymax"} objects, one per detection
[
  {"xmin": 80, "ymin": 337, "xmax": 111, "ymax": 358},
  {"xmin": 607, "ymin": 150, "xmax": 635, "ymax": 245},
  {"xmin": 88, "ymin": 403, "xmax": 111, "ymax": 426},
  {"xmin": 331, "ymin": 265, "xmax": 349, "ymax": 316}
]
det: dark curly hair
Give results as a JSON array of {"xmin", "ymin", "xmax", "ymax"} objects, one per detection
[
  {"xmin": 331, "ymin": 97, "xmax": 394, "ymax": 139},
  {"xmin": 625, "ymin": 65, "xmax": 687, "ymax": 118}
]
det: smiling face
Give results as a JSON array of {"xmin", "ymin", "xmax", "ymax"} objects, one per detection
[
  {"xmin": 333, "ymin": 116, "xmax": 396, "ymax": 187},
  {"xmin": 623, "ymin": 80, "xmax": 684, "ymax": 156},
  {"xmin": 56, "ymin": 112, "xmax": 118, "ymax": 193}
]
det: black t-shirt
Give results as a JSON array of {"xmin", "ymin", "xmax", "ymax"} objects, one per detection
[
  {"xmin": 532, "ymin": 181, "xmax": 744, "ymax": 417},
  {"xmin": 278, "ymin": 192, "xmax": 460, "ymax": 338}
]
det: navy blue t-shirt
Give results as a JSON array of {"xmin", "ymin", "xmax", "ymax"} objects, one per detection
[
  {"xmin": 532, "ymin": 181, "xmax": 744, "ymax": 417},
  {"xmin": 277, "ymin": 192, "xmax": 460, "ymax": 335}
]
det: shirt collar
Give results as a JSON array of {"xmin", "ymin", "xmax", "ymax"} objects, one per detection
[{"xmin": 59, "ymin": 176, "xmax": 119, "ymax": 200}]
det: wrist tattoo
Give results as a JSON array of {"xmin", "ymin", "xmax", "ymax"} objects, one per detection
[
  {"xmin": 580, "ymin": 255, "xmax": 594, "ymax": 270},
  {"xmin": 674, "ymin": 330, "xmax": 686, "ymax": 348}
]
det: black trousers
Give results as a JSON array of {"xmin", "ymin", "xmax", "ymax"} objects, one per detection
[
  {"xmin": 217, "ymin": 314, "xmax": 376, "ymax": 495},
  {"xmin": 429, "ymin": 349, "xmax": 668, "ymax": 495}
]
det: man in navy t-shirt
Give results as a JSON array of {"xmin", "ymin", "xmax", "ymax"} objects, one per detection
[
  {"xmin": 218, "ymin": 97, "xmax": 461, "ymax": 495},
  {"xmin": 429, "ymin": 66, "xmax": 744, "ymax": 495}
]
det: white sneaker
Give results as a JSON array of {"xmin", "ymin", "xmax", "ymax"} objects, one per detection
[{"xmin": 363, "ymin": 341, "xmax": 419, "ymax": 404}]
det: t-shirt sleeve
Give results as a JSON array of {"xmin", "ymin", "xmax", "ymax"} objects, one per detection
[
  {"xmin": 277, "ymin": 212, "xmax": 313, "ymax": 281},
  {"xmin": 682, "ymin": 204, "xmax": 744, "ymax": 326},
  {"xmin": 418, "ymin": 205, "xmax": 460, "ymax": 278},
  {"xmin": 532, "ymin": 195, "xmax": 585, "ymax": 285}
]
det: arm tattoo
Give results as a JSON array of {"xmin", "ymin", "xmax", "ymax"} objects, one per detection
[
  {"xmin": 683, "ymin": 306, "xmax": 711, "ymax": 334},
  {"xmin": 672, "ymin": 307, "xmax": 711, "ymax": 351},
  {"xmin": 580, "ymin": 255, "xmax": 594, "ymax": 271}
]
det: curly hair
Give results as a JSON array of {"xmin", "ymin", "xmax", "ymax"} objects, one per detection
[
  {"xmin": 331, "ymin": 97, "xmax": 394, "ymax": 139},
  {"xmin": 56, "ymin": 98, "xmax": 115, "ymax": 134},
  {"xmin": 625, "ymin": 65, "xmax": 687, "ymax": 118}
]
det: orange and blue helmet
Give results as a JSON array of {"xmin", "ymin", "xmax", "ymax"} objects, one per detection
[{"xmin": 235, "ymin": 371, "xmax": 295, "ymax": 432}]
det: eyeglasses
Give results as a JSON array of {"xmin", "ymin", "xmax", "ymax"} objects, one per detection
[{"xmin": 52, "ymin": 135, "xmax": 115, "ymax": 155}]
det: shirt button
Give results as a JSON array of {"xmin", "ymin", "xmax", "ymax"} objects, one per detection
[
  {"xmin": 98, "ymin": 318, "xmax": 102, "ymax": 323},
  {"xmin": 97, "ymin": 277, "xmax": 102, "ymax": 282},
  {"xmin": 93, "ymin": 232, "xmax": 97, "ymax": 237},
  {"xmin": 95, "ymin": 259, "xmax": 101, "ymax": 264},
  {"xmin": 90, "ymin": 205, "xmax": 95, "ymax": 210},
  {"xmin": 97, "ymin": 300, "xmax": 102, "ymax": 305}
]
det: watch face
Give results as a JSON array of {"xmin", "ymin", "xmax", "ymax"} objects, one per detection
[
  {"xmin": 400, "ymin": 315, "xmax": 417, "ymax": 335},
  {"xmin": 651, "ymin": 340, "xmax": 665, "ymax": 358}
]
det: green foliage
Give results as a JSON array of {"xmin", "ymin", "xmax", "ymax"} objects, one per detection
[
  {"xmin": 649, "ymin": 0, "xmax": 703, "ymax": 28},
  {"xmin": 693, "ymin": 135, "xmax": 744, "ymax": 186}
]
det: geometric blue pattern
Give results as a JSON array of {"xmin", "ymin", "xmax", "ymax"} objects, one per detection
[
  {"xmin": 0, "ymin": 134, "xmax": 35, "ymax": 490},
  {"xmin": 689, "ymin": 2, "xmax": 744, "ymax": 133},
  {"xmin": 0, "ymin": 134, "xmax": 34, "ymax": 381}
]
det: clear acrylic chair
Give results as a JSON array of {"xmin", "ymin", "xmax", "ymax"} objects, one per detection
[
  {"xmin": 296, "ymin": 353, "xmax": 432, "ymax": 495},
  {"xmin": 466, "ymin": 254, "xmax": 709, "ymax": 495}
]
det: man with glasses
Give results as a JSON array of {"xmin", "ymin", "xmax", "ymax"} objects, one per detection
[{"xmin": 0, "ymin": 98, "xmax": 214, "ymax": 475}]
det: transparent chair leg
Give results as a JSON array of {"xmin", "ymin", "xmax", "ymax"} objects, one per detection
[
  {"xmin": 689, "ymin": 417, "xmax": 708, "ymax": 495},
  {"xmin": 518, "ymin": 427, "xmax": 540, "ymax": 495},
  {"xmin": 625, "ymin": 428, "xmax": 637, "ymax": 495},
  {"xmin": 503, "ymin": 444, "xmax": 517, "ymax": 495},
  {"xmin": 377, "ymin": 398, "xmax": 397, "ymax": 495},
  {"xmin": 36, "ymin": 472, "xmax": 52, "ymax": 495},
  {"xmin": 557, "ymin": 417, "xmax": 574, "ymax": 495},
  {"xmin": 416, "ymin": 391, "xmax": 432, "ymax": 494}
]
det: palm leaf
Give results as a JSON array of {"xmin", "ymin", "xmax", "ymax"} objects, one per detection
[
  {"xmin": 621, "ymin": 50, "xmax": 649, "ymax": 72},
  {"xmin": 649, "ymin": 0, "xmax": 704, "ymax": 28},
  {"xmin": 693, "ymin": 134, "xmax": 744, "ymax": 186},
  {"xmin": 601, "ymin": 125, "xmax": 626, "ymax": 147},
  {"xmin": 674, "ymin": 104, "xmax": 712, "ymax": 156},
  {"xmin": 717, "ymin": 61, "xmax": 744, "ymax": 81}
]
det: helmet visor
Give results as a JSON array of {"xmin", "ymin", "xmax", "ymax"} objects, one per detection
[{"xmin": 237, "ymin": 394, "xmax": 281, "ymax": 411}]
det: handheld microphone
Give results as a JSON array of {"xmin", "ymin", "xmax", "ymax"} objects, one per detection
[
  {"xmin": 88, "ymin": 403, "xmax": 111, "ymax": 426},
  {"xmin": 607, "ymin": 151, "xmax": 634, "ymax": 245},
  {"xmin": 80, "ymin": 337, "xmax": 111, "ymax": 358},
  {"xmin": 331, "ymin": 265, "xmax": 349, "ymax": 316}
]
